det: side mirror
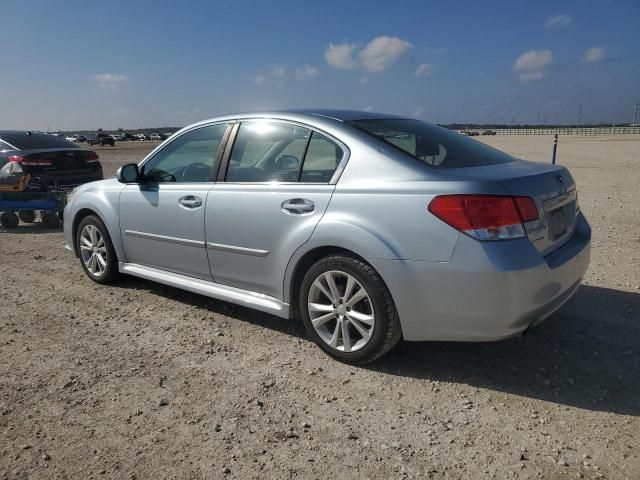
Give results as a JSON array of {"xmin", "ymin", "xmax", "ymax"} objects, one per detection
[
  {"xmin": 276, "ymin": 155, "xmax": 300, "ymax": 170},
  {"xmin": 116, "ymin": 163, "xmax": 140, "ymax": 183}
]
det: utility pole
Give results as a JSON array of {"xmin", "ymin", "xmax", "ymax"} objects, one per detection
[{"xmin": 577, "ymin": 104, "xmax": 583, "ymax": 129}]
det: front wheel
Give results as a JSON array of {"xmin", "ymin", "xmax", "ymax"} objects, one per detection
[
  {"xmin": 76, "ymin": 215, "xmax": 119, "ymax": 284},
  {"xmin": 299, "ymin": 254, "xmax": 402, "ymax": 364}
]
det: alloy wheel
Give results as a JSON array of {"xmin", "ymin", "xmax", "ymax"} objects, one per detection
[
  {"xmin": 79, "ymin": 224, "xmax": 108, "ymax": 277},
  {"xmin": 307, "ymin": 270, "xmax": 375, "ymax": 353}
]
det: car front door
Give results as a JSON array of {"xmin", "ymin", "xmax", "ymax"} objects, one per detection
[
  {"xmin": 205, "ymin": 120, "xmax": 346, "ymax": 298},
  {"xmin": 119, "ymin": 123, "xmax": 231, "ymax": 279}
]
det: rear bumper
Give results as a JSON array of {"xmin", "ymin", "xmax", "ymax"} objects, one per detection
[{"xmin": 370, "ymin": 212, "xmax": 591, "ymax": 341}]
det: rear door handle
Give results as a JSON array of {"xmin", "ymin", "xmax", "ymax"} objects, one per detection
[
  {"xmin": 281, "ymin": 198, "xmax": 314, "ymax": 215},
  {"xmin": 179, "ymin": 195, "xmax": 203, "ymax": 209}
]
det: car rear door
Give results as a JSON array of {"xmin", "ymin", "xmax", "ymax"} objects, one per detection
[
  {"xmin": 119, "ymin": 123, "xmax": 231, "ymax": 279},
  {"xmin": 205, "ymin": 120, "xmax": 346, "ymax": 298}
]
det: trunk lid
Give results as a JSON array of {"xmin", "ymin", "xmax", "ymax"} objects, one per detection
[
  {"xmin": 446, "ymin": 159, "xmax": 579, "ymax": 255},
  {"xmin": 17, "ymin": 148, "xmax": 100, "ymax": 174}
]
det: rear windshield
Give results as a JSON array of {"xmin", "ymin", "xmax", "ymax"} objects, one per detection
[
  {"xmin": 349, "ymin": 119, "xmax": 514, "ymax": 168},
  {"xmin": 0, "ymin": 133, "xmax": 78, "ymax": 150}
]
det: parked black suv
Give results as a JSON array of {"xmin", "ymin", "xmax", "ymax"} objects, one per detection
[{"xmin": 86, "ymin": 134, "xmax": 115, "ymax": 147}]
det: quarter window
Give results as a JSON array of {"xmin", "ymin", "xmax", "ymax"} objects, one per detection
[
  {"xmin": 142, "ymin": 124, "xmax": 229, "ymax": 183},
  {"xmin": 226, "ymin": 121, "xmax": 310, "ymax": 182},
  {"xmin": 300, "ymin": 132, "xmax": 343, "ymax": 183}
]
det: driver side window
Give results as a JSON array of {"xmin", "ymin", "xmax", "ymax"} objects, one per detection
[{"xmin": 142, "ymin": 124, "xmax": 229, "ymax": 182}]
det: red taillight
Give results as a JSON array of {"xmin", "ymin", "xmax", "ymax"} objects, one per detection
[
  {"xmin": 514, "ymin": 197, "xmax": 539, "ymax": 222},
  {"xmin": 428, "ymin": 195, "xmax": 539, "ymax": 241},
  {"xmin": 7, "ymin": 154, "xmax": 52, "ymax": 166},
  {"xmin": 83, "ymin": 151, "xmax": 100, "ymax": 163}
]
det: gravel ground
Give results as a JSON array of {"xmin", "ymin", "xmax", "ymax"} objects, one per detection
[{"xmin": 1, "ymin": 135, "xmax": 639, "ymax": 479}]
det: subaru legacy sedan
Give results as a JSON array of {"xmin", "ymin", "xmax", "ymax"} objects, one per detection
[{"xmin": 63, "ymin": 110, "xmax": 590, "ymax": 364}]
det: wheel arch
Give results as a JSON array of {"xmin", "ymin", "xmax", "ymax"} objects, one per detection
[
  {"xmin": 284, "ymin": 245, "xmax": 397, "ymax": 320},
  {"xmin": 71, "ymin": 208, "xmax": 104, "ymax": 255},
  {"xmin": 69, "ymin": 199, "xmax": 123, "ymax": 262}
]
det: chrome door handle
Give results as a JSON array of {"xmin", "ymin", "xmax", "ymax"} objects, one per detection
[
  {"xmin": 179, "ymin": 195, "xmax": 202, "ymax": 208},
  {"xmin": 282, "ymin": 198, "xmax": 314, "ymax": 215}
]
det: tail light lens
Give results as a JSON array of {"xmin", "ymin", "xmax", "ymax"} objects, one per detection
[
  {"xmin": 83, "ymin": 151, "xmax": 100, "ymax": 163},
  {"xmin": 428, "ymin": 195, "xmax": 539, "ymax": 240},
  {"xmin": 7, "ymin": 155, "xmax": 53, "ymax": 166}
]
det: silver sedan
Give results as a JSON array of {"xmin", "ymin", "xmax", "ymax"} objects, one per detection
[{"xmin": 63, "ymin": 110, "xmax": 591, "ymax": 364}]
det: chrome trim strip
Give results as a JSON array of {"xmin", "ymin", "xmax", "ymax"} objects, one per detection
[
  {"xmin": 206, "ymin": 242, "xmax": 269, "ymax": 257},
  {"xmin": 124, "ymin": 229, "xmax": 205, "ymax": 248},
  {"xmin": 543, "ymin": 188, "xmax": 578, "ymax": 211},
  {"xmin": 118, "ymin": 262, "xmax": 289, "ymax": 318}
]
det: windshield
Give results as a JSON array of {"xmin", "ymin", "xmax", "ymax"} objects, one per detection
[{"xmin": 349, "ymin": 119, "xmax": 514, "ymax": 168}]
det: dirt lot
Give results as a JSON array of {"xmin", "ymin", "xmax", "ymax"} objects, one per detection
[{"xmin": 1, "ymin": 135, "xmax": 639, "ymax": 479}]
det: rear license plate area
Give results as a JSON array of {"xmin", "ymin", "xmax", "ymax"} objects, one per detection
[{"xmin": 548, "ymin": 206, "xmax": 568, "ymax": 239}]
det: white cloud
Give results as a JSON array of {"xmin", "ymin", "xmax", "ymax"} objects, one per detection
[
  {"xmin": 584, "ymin": 47, "xmax": 606, "ymax": 63},
  {"xmin": 513, "ymin": 50, "xmax": 553, "ymax": 81},
  {"xmin": 92, "ymin": 73, "xmax": 127, "ymax": 89},
  {"xmin": 363, "ymin": 105, "xmax": 374, "ymax": 112},
  {"xmin": 359, "ymin": 77, "xmax": 370, "ymax": 84},
  {"xmin": 545, "ymin": 14, "xmax": 572, "ymax": 28},
  {"xmin": 359, "ymin": 36, "xmax": 412, "ymax": 73},
  {"xmin": 253, "ymin": 65, "xmax": 287, "ymax": 87},
  {"xmin": 324, "ymin": 36, "xmax": 412, "ymax": 73},
  {"xmin": 518, "ymin": 71, "xmax": 546, "ymax": 82},
  {"xmin": 324, "ymin": 42, "xmax": 358, "ymax": 70},
  {"xmin": 268, "ymin": 64, "xmax": 286, "ymax": 78},
  {"xmin": 294, "ymin": 65, "xmax": 319, "ymax": 80},
  {"xmin": 415, "ymin": 63, "xmax": 433, "ymax": 78}
]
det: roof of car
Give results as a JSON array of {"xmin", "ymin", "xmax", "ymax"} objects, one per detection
[{"xmin": 274, "ymin": 109, "xmax": 405, "ymax": 122}]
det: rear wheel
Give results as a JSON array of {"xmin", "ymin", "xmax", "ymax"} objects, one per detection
[
  {"xmin": 18, "ymin": 210, "xmax": 36, "ymax": 223},
  {"xmin": 76, "ymin": 215, "xmax": 119, "ymax": 284},
  {"xmin": 0, "ymin": 211, "xmax": 19, "ymax": 229},
  {"xmin": 299, "ymin": 254, "xmax": 402, "ymax": 364},
  {"xmin": 42, "ymin": 212, "xmax": 61, "ymax": 228}
]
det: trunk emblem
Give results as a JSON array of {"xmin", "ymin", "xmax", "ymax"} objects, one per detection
[{"xmin": 555, "ymin": 174, "xmax": 564, "ymax": 186}]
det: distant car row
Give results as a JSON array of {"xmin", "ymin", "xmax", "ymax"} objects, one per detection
[
  {"xmin": 457, "ymin": 130, "xmax": 496, "ymax": 136},
  {"xmin": 63, "ymin": 132, "xmax": 174, "ymax": 144}
]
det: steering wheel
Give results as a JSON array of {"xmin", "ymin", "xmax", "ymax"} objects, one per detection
[{"xmin": 181, "ymin": 162, "xmax": 211, "ymax": 181}]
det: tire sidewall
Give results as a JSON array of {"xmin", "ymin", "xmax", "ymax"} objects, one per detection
[
  {"xmin": 76, "ymin": 215, "xmax": 117, "ymax": 284},
  {"xmin": 299, "ymin": 255, "xmax": 391, "ymax": 363}
]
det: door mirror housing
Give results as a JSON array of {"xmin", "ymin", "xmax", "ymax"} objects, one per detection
[
  {"xmin": 117, "ymin": 163, "xmax": 140, "ymax": 183},
  {"xmin": 275, "ymin": 155, "xmax": 300, "ymax": 170}
]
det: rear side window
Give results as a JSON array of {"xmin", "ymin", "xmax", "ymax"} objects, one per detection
[
  {"xmin": 300, "ymin": 132, "xmax": 343, "ymax": 183},
  {"xmin": 0, "ymin": 141, "xmax": 13, "ymax": 151},
  {"xmin": 350, "ymin": 119, "xmax": 513, "ymax": 168},
  {"xmin": 142, "ymin": 124, "xmax": 230, "ymax": 182},
  {"xmin": 226, "ymin": 121, "xmax": 310, "ymax": 182},
  {"xmin": 0, "ymin": 133, "xmax": 77, "ymax": 150}
]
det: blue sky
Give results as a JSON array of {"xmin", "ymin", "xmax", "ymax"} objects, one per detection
[{"xmin": 1, "ymin": 0, "xmax": 638, "ymax": 130}]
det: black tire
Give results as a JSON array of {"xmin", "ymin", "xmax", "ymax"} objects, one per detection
[
  {"xmin": 0, "ymin": 211, "xmax": 19, "ymax": 229},
  {"xmin": 75, "ymin": 215, "xmax": 119, "ymax": 284},
  {"xmin": 18, "ymin": 210, "xmax": 36, "ymax": 223},
  {"xmin": 299, "ymin": 254, "xmax": 402, "ymax": 364},
  {"xmin": 42, "ymin": 212, "xmax": 61, "ymax": 228}
]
